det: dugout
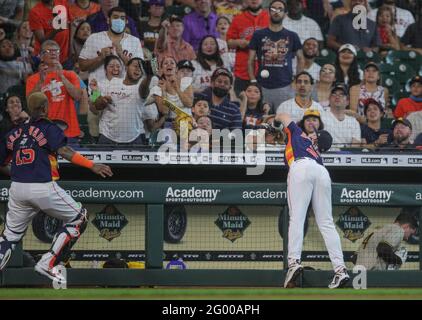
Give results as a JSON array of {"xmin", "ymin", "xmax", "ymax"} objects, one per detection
[{"xmin": 0, "ymin": 150, "xmax": 421, "ymax": 288}]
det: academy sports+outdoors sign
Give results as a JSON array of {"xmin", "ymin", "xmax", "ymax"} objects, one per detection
[{"xmin": 0, "ymin": 181, "xmax": 419, "ymax": 206}]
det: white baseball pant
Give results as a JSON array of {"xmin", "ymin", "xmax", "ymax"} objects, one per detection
[
  {"xmin": 287, "ymin": 157, "xmax": 346, "ymax": 271},
  {"xmin": 3, "ymin": 181, "xmax": 81, "ymax": 242}
]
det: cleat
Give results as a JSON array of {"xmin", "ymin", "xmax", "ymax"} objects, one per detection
[
  {"xmin": 0, "ymin": 238, "xmax": 15, "ymax": 271},
  {"xmin": 328, "ymin": 268, "xmax": 350, "ymax": 289},
  {"xmin": 284, "ymin": 260, "xmax": 303, "ymax": 288},
  {"xmin": 34, "ymin": 253, "xmax": 67, "ymax": 284}
]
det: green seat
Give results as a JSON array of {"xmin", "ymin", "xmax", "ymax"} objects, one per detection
[
  {"xmin": 393, "ymin": 62, "xmax": 416, "ymax": 85},
  {"xmin": 386, "ymin": 50, "xmax": 422, "ymax": 73},
  {"xmin": 315, "ymin": 48, "xmax": 336, "ymax": 67},
  {"xmin": 379, "ymin": 63, "xmax": 395, "ymax": 76},
  {"xmin": 382, "ymin": 76, "xmax": 401, "ymax": 96},
  {"xmin": 357, "ymin": 50, "xmax": 381, "ymax": 69}
]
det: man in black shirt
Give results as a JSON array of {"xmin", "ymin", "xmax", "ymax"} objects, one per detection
[{"xmin": 138, "ymin": 0, "xmax": 165, "ymax": 54}]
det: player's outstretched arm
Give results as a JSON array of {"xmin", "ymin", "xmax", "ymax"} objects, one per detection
[
  {"xmin": 58, "ymin": 146, "xmax": 113, "ymax": 178},
  {"xmin": 274, "ymin": 113, "xmax": 292, "ymax": 129}
]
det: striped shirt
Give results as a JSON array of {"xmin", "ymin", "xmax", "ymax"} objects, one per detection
[{"xmin": 195, "ymin": 88, "xmax": 242, "ymax": 130}]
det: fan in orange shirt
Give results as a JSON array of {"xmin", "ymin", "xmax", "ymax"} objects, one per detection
[
  {"xmin": 69, "ymin": 0, "xmax": 100, "ymax": 22},
  {"xmin": 26, "ymin": 40, "xmax": 82, "ymax": 141},
  {"xmin": 394, "ymin": 75, "xmax": 422, "ymax": 119},
  {"xmin": 29, "ymin": 0, "xmax": 72, "ymax": 64}
]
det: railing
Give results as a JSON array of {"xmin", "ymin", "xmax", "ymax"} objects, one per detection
[{"xmin": 1, "ymin": 181, "xmax": 421, "ymax": 287}]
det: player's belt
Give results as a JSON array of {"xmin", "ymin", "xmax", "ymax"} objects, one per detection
[{"xmin": 295, "ymin": 157, "xmax": 314, "ymax": 162}]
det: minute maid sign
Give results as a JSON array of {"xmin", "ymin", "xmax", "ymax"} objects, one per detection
[{"xmin": 339, "ymin": 187, "xmax": 394, "ymax": 204}]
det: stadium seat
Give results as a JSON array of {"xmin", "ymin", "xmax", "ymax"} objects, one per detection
[
  {"xmin": 379, "ymin": 63, "xmax": 395, "ymax": 76},
  {"xmin": 357, "ymin": 50, "xmax": 381, "ymax": 69},
  {"xmin": 386, "ymin": 50, "xmax": 422, "ymax": 73},
  {"xmin": 382, "ymin": 75, "xmax": 401, "ymax": 96},
  {"xmin": 315, "ymin": 48, "xmax": 336, "ymax": 66},
  {"xmin": 393, "ymin": 62, "xmax": 416, "ymax": 85}
]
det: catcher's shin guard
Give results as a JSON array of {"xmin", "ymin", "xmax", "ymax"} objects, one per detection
[
  {"xmin": 0, "ymin": 236, "xmax": 18, "ymax": 270},
  {"xmin": 45, "ymin": 208, "xmax": 88, "ymax": 268}
]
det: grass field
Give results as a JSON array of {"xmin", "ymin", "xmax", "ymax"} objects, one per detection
[{"xmin": 1, "ymin": 288, "xmax": 422, "ymax": 299}]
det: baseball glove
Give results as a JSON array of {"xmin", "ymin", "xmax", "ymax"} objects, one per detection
[{"xmin": 262, "ymin": 115, "xmax": 286, "ymax": 145}]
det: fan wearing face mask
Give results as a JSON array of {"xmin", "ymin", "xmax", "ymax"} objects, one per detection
[
  {"xmin": 191, "ymin": 35, "xmax": 231, "ymax": 93},
  {"xmin": 79, "ymin": 6, "xmax": 144, "ymax": 92}
]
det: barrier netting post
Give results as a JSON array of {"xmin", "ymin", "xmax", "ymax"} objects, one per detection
[
  {"xmin": 419, "ymin": 206, "xmax": 422, "ymax": 271},
  {"xmin": 146, "ymin": 204, "xmax": 164, "ymax": 269},
  {"xmin": 282, "ymin": 205, "xmax": 289, "ymax": 270}
]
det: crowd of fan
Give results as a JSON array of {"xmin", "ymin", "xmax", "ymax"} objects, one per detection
[{"xmin": 0, "ymin": 0, "xmax": 421, "ymax": 151}]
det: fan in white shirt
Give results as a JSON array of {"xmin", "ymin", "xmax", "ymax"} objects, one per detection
[
  {"xmin": 283, "ymin": 0, "xmax": 323, "ymax": 44},
  {"xmin": 277, "ymin": 71, "xmax": 325, "ymax": 123},
  {"xmin": 320, "ymin": 84, "xmax": 362, "ymax": 149},
  {"xmin": 145, "ymin": 56, "xmax": 194, "ymax": 123},
  {"xmin": 293, "ymin": 37, "xmax": 321, "ymax": 81},
  {"xmin": 93, "ymin": 58, "xmax": 151, "ymax": 144},
  {"xmin": 191, "ymin": 35, "xmax": 230, "ymax": 93},
  {"xmin": 79, "ymin": 8, "xmax": 144, "ymax": 87}
]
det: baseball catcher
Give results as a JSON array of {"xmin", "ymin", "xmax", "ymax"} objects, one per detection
[{"xmin": 352, "ymin": 212, "xmax": 418, "ymax": 270}]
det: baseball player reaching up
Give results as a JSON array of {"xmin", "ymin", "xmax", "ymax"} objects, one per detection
[
  {"xmin": 0, "ymin": 92, "xmax": 113, "ymax": 283},
  {"xmin": 273, "ymin": 112, "xmax": 350, "ymax": 289}
]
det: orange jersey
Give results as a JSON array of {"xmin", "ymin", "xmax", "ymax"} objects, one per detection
[
  {"xmin": 69, "ymin": 2, "xmax": 100, "ymax": 22},
  {"xmin": 26, "ymin": 70, "xmax": 81, "ymax": 138},
  {"xmin": 227, "ymin": 10, "xmax": 269, "ymax": 80},
  {"xmin": 29, "ymin": 0, "xmax": 71, "ymax": 63}
]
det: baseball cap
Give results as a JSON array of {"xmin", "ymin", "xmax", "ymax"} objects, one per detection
[
  {"xmin": 149, "ymin": 0, "xmax": 165, "ymax": 6},
  {"xmin": 303, "ymin": 109, "xmax": 321, "ymax": 119},
  {"xmin": 169, "ymin": 15, "xmax": 183, "ymax": 23},
  {"xmin": 177, "ymin": 59, "xmax": 195, "ymax": 72},
  {"xmin": 364, "ymin": 61, "xmax": 379, "ymax": 71},
  {"xmin": 211, "ymin": 67, "xmax": 233, "ymax": 84},
  {"xmin": 338, "ymin": 43, "xmax": 357, "ymax": 56},
  {"xmin": 409, "ymin": 75, "xmax": 422, "ymax": 86},
  {"xmin": 363, "ymin": 98, "xmax": 384, "ymax": 114},
  {"xmin": 392, "ymin": 117, "xmax": 412, "ymax": 130},
  {"xmin": 27, "ymin": 92, "xmax": 48, "ymax": 115},
  {"xmin": 316, "ymin": 130, "xmax": 333, "ymax": 152},
  {"xmin": 331, "ymin": 83, "xmax": 348, "ymax": 95}
]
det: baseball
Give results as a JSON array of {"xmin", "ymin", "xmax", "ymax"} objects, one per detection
[{"xmin": 260, "ymin": 69, "xmax": 269, "ymax": 78}]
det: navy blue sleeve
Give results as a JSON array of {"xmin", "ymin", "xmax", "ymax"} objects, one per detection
[
  {"xmin": 287, "ymin": 121, "xmax": 302, "ymax": 136},
  {"xmin": 248, "ymin": 30, "xmax": 261, "ymax": 51},
  {"xmin": 291, "ymin": 31, "xmax": 302, "ymax": 54},
  {"xmin": 45, "ymin": 124, "xmax": 68, "ymax": 152}
]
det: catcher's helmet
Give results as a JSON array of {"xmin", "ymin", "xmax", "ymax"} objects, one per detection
[{"xmin": 316, "ymin": 130, "xmax": 332, "ymax": 152}]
